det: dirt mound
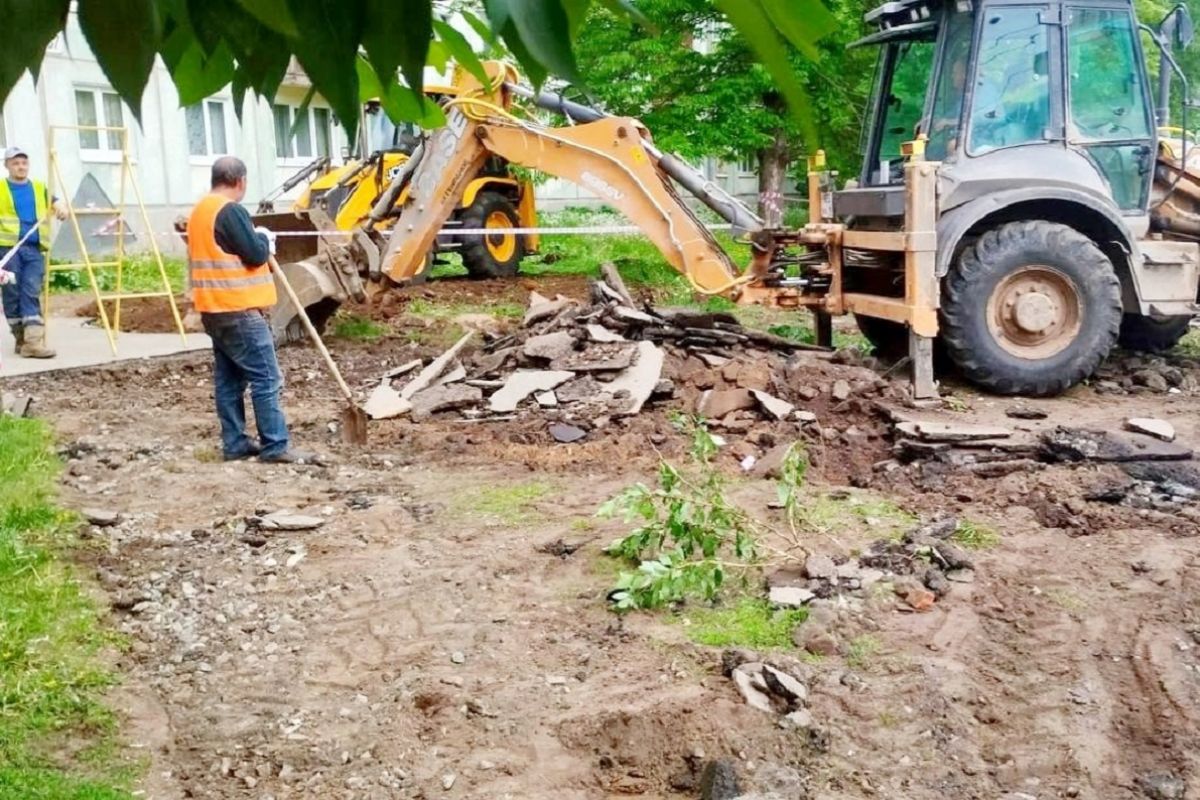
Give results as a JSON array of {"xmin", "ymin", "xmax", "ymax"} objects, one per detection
[{"xmin": 74, "ymin": 295, "xmax": 192, "ymax": 334}]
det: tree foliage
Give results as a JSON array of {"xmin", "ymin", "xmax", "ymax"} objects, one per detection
[
  {"xmin": 0, "ymin": 0, "xmax": 836, "ymax": 142},
  {"xmin": 572, "ymin": 0, "xmax": 877, "ymax": 189}
]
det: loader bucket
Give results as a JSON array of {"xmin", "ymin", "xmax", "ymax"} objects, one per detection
[
  {"xmin": 269, "ymin": 258, "xmax": 344, "ymax": 346},
  {"xmin": 252, "ymin": 211, "xmax": 321, "ymax": 265}
]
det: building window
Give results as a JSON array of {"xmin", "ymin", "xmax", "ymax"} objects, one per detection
[
  {"xmin": 75, "ymin": 88, "xmax": 124, "ymax": 152},
  {"xmin": 185, "ymin": 100, "xmax": 230, "ymax": 157},
  {"xmin": 738, "ymin": 154, "xmax": 757, "ymax": 175},
  {"xmin": 273, "ymin": 104, "xmax": 333, "ymax": 160}
]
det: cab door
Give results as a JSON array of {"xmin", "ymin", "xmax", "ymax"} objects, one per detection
[{"xmin": 1065, "ymin": 5, "xmax": 1156, "ymax": 211}]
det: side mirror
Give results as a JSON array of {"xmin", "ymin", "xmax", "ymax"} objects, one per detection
[{"xmin": 1160, "ymin": 4, "xmax": 1195, "ymax": 50}]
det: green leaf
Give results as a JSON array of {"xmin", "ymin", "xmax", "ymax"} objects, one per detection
[
  {"xmin": 561, "ymin": 0, "xmax": 591, "ymax": 35},
  {"xmin": 166, "ymin": 40, "xmax": 236, "ymax": 106},
  {"xmin": 78, "ymin": 0, "xmax": 162, "ymax": 120},
  {"xmin": 461, "ymin": 9, "xmax": 495, "ymax": 44},
  {"xmin": 186, "ymin": 0, "xmax": 289, "ymax": 97},
  {"xmin": 363, "ymin": 0, "xmax": 431, "ymax": 94},
  {"xmin": 713, "ymin": 0, "xmax": 819, "ymax": 144},
  {"xmin": 759, "ymin": 0, "xmax": 837, "ymax": 61},
  {"xmin": 506, "ymin": 0, "xmax": 579, "ymax": 82},
  {"xmin": 484, "ymin": 0, "xmax": 511, "ymax": 33},
  {"xmin": 433, "ymin": 18, "xmax": 491, "ymax": 87},
  {"xmin": 596, "ymin": 0, "xmax": 651, "ymax": 28},
  {"xmin": 501, "ymin": 19, "xmax": 548, "ymax": 88},
  {"xmin": 286, "ymin": 0, "xmax": 366, "ymax": 138},
  {"xmin": 234, "ymin": 0, "xmax": 299, "ymax": 37},
  {"xmin": 357, "ymin": 56, "xmax": 445, "ymax": 128},
  {"xmin": 426, "ymin": 40, "xmax": 450, "ymax": 73},
  {"xmin": 0, "ymin": 0, "xmax": 68, "ymax": 97}
]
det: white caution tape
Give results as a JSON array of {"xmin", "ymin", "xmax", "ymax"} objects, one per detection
[{"xmin": 94, "ymin": 223, "xmax": 737, "ymax": 238}]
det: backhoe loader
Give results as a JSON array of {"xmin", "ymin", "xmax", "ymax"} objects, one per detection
[{"xmin": 273, "ymin": 0, "xmax": 1200, "ymax": 397}]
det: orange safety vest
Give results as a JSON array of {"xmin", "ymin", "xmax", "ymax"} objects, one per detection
[{"xmin": 187, "ymin": 193, "xmax": 277, "ymax": 313}]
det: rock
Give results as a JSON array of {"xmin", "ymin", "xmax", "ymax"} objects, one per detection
[
  {"xmin": 450, "ymin": 651, "xmax": 466, "ymax": 665},
  {"xmin": 750, "ymin": 763, "xmax": 808, "ymax": 798},
  {"xmin": 1139, "ymin": 773, "xmax": 1186, "ymax": 800},
  {"xmin": 82, "ymin": 508, "xmax": 120, "ymax": 527},
  {"xmin": 778, "ymin": 708, "xmax": 814, "ymax": 731},
  {"xmin": 721, "ymin": 648, "xmax": 760, "ymax": 676},
  {"xmin": 410, "ymin": 383, "xmax": 483, "ymax": 421},
  {"xmin": 549, "ymin": 423, "xmax": 587, "ymax": 443},
  {"xmin": 731, "ymin": 664, "xmax": 775, "ymax": 713},
  {"xmin": 604, "ymin": 341, "xmax": 665, "ymax": 415},
  {"xmin": 804, "ymin": 554, "xmax": 837, "ymax": 581},
  {"xmin": 768, "ymin": 586, "xmax": 815, "ymax": 607},
  {"xmin": 750, "ymin": 390, "xmax": 795, "ymax": 421},
  {"xmin": 535, "ymin": 391, "xmax": 558, "ymax": 408},
  {"xmin": 552, "ymin": 342, "xmax": 637, "ymax": 372},
  {"xmin": 435, "ymin": 363, "xmax": 467, "ymax": 385},
  {"xmin": 761, "ymin": 665, "xmax": 808, "ymax": 705},
  {"xmin": 946, "ymin": 569, "xmax": 976, "ymax": 583},
  {"xmin": 363, "ymin": 380, "xmax": 413, "ymax": 420},
  {"xmin": 699, "ymin": 759, "xmax": 741, "ymax": 800},
  {"xmin": 452, "ymin": 313, "xmax": 507, "ymax": 337},
  {"xmin": 750, "ymin": 443, "xmax": 796, "ymax": 480},
  {"xmin": 555, "ymin": 376, "xmax": 605, "ymax": 404},
  {"xmin": 923, "ymin": 567, "xmax": 949, "ymax": 597},
  {"xmin": 795, "ymin": 627, "xmax": 840, "ymax": 656},
  {"xmin": 796, "ymin": 385, "xmax": 819, "ymax": 401},
  {"xmin": 585, "ymin": 323, "xmax": 626, "ymax": 343},
  {"xmin": 1134, "ymin": 370, "xmax": 1170, "ymax": 392},
  {"xmin": 1125, "ymin": 417, "xmax": 1176, "ymax": 442},
  {"xmin": 1006, "ymin": 405, "xmax": 1048, "ymax": 420},
  {"xmin": 831, "ymin": 380, "xmax": 851, "ymax": 401},
  {"xmin": 698, "ymin": 353, "xmax": 730, "ymax": 368},
  {"xmin": 611, "ymin": 306, "xmax": 657, "ymax": 325},
  {"xmin": 488, "ymin": 370, "xmax": 574, "ymax": 412},
  {"xmin": 1040, "ymin": 427, "xmax": 1194, "ymax": 463},
  {"xmin": 524, "ymin": 292, "xmax": 573, "ymax": 326},
  {"xmin": 894, "ymin": 577, "xmax": 936, "ymax": 611},
  {"xmin": 896, "ymin": 420, "xmax": 1012, "ymax": 442},
  {"xmin": 932, "ymin": 542, "xmax": 974, "ymax": 570},
  {"xmin": 734, "ymin": 360, "xmax": 772, "ymax": 392},
  {"xmin": 442, "ymin": 772, "xmax": 457, "ymax": 791},
  {"xmin": 523, "ymin": 331, "xmax": 576, "ymax": 361},
  {"xmin": 652, "ymin": 378, "xmax": 675, "ymax": 398},
  {"xmin": 794, "ymin": 410, "xmax": 817, "ymax": 424},
  {"xmin": 910, "ymin": 516, "xmax": 958, "ymax": 540},
  {"xmin": 698, "ymin": 388, "xmax": 757, "ymax": 419},
  {"xmin": 260, "ymin": 512, "xmax": 325, "ymax": 531}
]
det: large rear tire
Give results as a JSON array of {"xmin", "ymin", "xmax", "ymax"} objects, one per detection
[
  {"xmin": 459, "ymin": 192, "xmax": 523, "ymax": 279},
  {"xmin": 940, "ymin": 220, "xmax": 1121, "ymax": 396},
  {"xmin": 1117, "ymin": 313, "xmax": 1192, "ymax": 353}
]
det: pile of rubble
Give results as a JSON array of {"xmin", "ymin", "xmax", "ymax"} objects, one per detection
[{"xmin": 360, "ymin": 270, "xmax": 879, "ymax": 443}]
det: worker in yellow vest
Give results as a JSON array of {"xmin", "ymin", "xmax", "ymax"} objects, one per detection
[
  {"xmin": 0, "ymin": 146, "xmax": 68, "ymax": 358},
  {"xmin": 187, "ymin": 156, "xmax": 318, "ymax": 464}
]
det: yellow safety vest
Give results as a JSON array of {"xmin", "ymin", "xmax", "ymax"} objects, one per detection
[{"xmin": 0, "ymin": 179, "xmax": 50, "ymax": 251}]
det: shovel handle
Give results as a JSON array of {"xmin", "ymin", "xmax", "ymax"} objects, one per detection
[{"xmin": 268, "ymin": 255, "xmax": 356, "ymax": 404}]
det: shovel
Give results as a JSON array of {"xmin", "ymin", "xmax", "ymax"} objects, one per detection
[{"xmin": 268, "ymin": 255, "xmax": 368, "ymax": 445}]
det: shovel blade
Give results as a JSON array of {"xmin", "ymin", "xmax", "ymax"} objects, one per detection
[{"xmin": 341, "ymin": 405, "xmax": 369, "ymax": 445}]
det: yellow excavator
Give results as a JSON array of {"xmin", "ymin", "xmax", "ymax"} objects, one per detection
[
  {"xmin": 274, "ymin": 0, "xmax": 1200, "ymax": 398},
  {"xmin": 254, "ymin": 83, "xmax": 538, "ymax": 287}
]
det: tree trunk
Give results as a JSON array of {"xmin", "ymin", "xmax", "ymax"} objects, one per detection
[{"xmin": 757, "ymin": 127, "xmax": 790, "ymax": 227}]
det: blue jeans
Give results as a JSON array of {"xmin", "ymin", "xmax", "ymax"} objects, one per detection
[
  {"xmin": 201, "ymin": 310, "xmax": 290, "ymax": 459},
  {"xmin": 0, "ymin": 245, "xmax": 45, "ymax": 328}
]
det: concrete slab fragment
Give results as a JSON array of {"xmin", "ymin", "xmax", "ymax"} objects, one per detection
[
  {"xmin": 410, "ymin": 383, "xmax": 483, "ymax": 421},
  {"xmin": 1125, "ymin": 417, "xmax": 1176, "ymax": 442},
  {"xmin": 604, "ymin": 341, "xmax": 664, "ymax": 415},
  {"xmin": 523, "ymin": 332, "xmax": 576, "ymax": 361},
  {"xmin": 698, "ymin": 388, "xmax": 756, "ymax": 419},
  {"xmin": 551, "ymin": 342, "xmax": 637, "ymax": 372},
  {"xmin": 489, "ymin": 370, "xmax": 574, "ymax": 413},
  {"xmin": 751, "ymin": 390, "xmax": 795, "ymax": 421},
  {"xmin": 585, "ymin": 324, "xmax": 626, "ymax": 343},
  {"xmin": 363, "ymin": 380, "xmax": 413, "ymax": 420}
]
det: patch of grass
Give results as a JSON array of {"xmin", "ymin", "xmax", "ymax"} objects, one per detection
[
  {"xmin": 406, "ymin": 298, "xmax": 524, "ymax": 320},
  {"xmin": 570, "ymin": 518, "xmax": 595, "ymax": 532},
  {"xmin": 454, "ymin": 481, "xmax": 553, "ymax": 525},
  {"xmin": 684, "ymin": 598, "xmax": 808, "ymax": 649},
  {"xmin": 951, "ymin": 519, "xmax": 1000, "ymax": 550},
  {"xmin": 767, "ymin": 323, "xmax": 871, "ymax": 353},
  {"xmin": 332, "ymin": 312, "xmax": 388, "ymax": 341},
  {"xmin": 1177, "ymin": 328, "xmax": 1200, "ymax": 358},
  {"xmin": 50, "ymin": 255, "xmax": 186, "ymax": 295},
  {"xmin": 193, "ymin": 446, "xmax": 220, "ymax": 464},
  {"xmin": 1044, "ymin": 587, "xmax": 1087, "ymax": 612},
  {"xmin": 0, "ymin": 417, "xmax": 135, "ymax": 798},
  {"xmin": 845, "ymin": 635, "xmax": 882, "ymax": 669},
  {"xmin": 802, "ymin": 491, "xmax": 917, "ymax": 542}
]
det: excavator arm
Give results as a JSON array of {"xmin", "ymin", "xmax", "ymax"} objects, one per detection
[{"xmin": 371, "ymin": 68, "xmax": 777, "ymax": 296}]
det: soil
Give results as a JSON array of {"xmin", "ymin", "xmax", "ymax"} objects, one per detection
[{"xmin": 12, "ymin": 278, "xmax": 1200, "ymax": 799}]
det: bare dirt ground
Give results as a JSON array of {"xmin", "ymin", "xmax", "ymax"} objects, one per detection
[{"xmin": 10, "ymin": 280, "xmax": 1200, "ymax": 799}]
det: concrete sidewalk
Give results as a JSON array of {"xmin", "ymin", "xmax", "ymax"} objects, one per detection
[{"xmin": 0, "ymin": 316, "xmax": 209, "ymax": 377}]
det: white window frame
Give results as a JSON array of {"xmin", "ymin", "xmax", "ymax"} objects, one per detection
[
  {"xmin": 185, "ymin": 98, "xmax": 234, "ymax": 165},
  {"xmin": 273, "ymin": 103, "xmax": 334, "ymax": 167},
  {"xmin": 74, "ymin": 86, "xmax": 129, "ymax": 164}
]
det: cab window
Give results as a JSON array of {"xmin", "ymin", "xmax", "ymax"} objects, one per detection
[{"xmin": 968, "ymin": 6, "xmax": 1052, "ymax": 154}]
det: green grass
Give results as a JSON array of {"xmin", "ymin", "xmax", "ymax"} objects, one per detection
[
  {"xmin": 951, "ymin": 519, "xmax": 1000, "ymax": 550},
  {"xmin": 49, "ymin": 255, "xmax": 186, "ymax": 295},
  {"xmin": 453, "ymin": 481, "xmax": 554, "ymax": 525},
  {"xmin": 405, "ymin": 297, "xmax": 524, "ymax": 320},
  {"xmin": 767, "ymin": 323, "xmax": 872, "ymax": 353},
  {"xmin": 845, "ymin": 635, "xmax": 882, "ymax": 669},
  {"xmin": 1177, "ymin": 328, "xmax": 1200, "ymax": 358},
  {"xmin": 802, "ymin": 491, "xmax": 918, "ymax": 542},
  {"xmin": 684, "ymin": 598, "xmax": 808, "ymax": 649},
  {"xmin": 0, "ymin": 417, "xmax": 135, "ymax": 799},
  {"xmin": 331, "ymin": 312, "xmax": 387, "ymax": 341}
]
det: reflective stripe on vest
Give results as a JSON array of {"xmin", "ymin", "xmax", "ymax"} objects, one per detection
[
  {"xmin": 186, "ymin": 193, "xmax": 277, "ymax": 313},
  {"xmin": 0, "ymin": 180, "xmax": 50, "ymax": 251}
]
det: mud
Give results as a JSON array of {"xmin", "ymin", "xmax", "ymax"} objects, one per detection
[{"xmin": 12, "ymin": 283, "xmax": 1200, "ymax": 799}]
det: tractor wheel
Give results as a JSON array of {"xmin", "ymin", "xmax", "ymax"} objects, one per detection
[
  {"xmin": 459, "ymin": 192, "xmax": 523, "ymax": 279},
  {"xmin": 940, "ymin": 220, "xmax": 1121, "ymax": 396},
  {"xmin": 1117, "ymin": 313, "xmax": 1192, "ymax": 353},
  {"xmin": 854, "ymin": 314, "xmax": 908, "ymax": 360}
]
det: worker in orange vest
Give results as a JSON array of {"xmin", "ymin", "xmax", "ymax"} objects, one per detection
[{"xmin": 187, "ymin": 156, "xmax": 318, "ymax": 463}]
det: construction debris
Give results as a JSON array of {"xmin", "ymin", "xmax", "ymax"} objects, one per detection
[
  {"xmin": 357, "ymin": 278, "xmax": 841, "ymax": 436},
  {"xmin": 1125, "ymin": 417, "xmax": 1176, "ymax": 442}
]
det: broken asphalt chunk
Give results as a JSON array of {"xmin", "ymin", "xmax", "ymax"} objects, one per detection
[
  {"xmin": 1124, "ymin": 417, "xmax": 1176, "ymax": 442},
  {"xmin": 549, "ymin": 423, "xmax": 587, "ymax": 444},
  {"xmin": 750, "ymin": 390, "xmax": 795, "ymax": 421},
  {"xmin": 409, "ymin": 383, "xmax": 483, "ymax": 421},
  {"xmin": 259, "ymin": 512, "xmax": 325, "ymax": 531},
  {"xmin": 488, "ymin": 370, "xmax": 575, "ymax": 413},
  {"xmin": 604, "ymin": 341, "xmax": 665, "ymax": 415}
]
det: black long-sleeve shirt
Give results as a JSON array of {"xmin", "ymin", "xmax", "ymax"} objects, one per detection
[{"xmin": 213, "ymin": 203, "xmax": 270, "ymax": 267}]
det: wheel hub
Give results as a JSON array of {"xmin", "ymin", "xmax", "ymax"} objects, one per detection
[{"xmin": 986, "ymin": 265, "xmax": 1082, "ymax": 359}]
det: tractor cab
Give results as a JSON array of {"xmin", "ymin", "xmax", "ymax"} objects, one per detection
[{"xmin": 841, "ymin": 0, "xmax": 1170, "ymax": 220}]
